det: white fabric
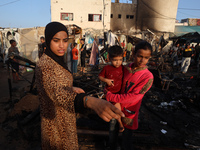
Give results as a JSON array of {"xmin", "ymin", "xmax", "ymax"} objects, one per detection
[
  {"xmin": 181, "ymin": 57, "xmax": 191, "ymax": 73},
  {"xmin": 107, "ymin": 32, "xmax": 117, "ymax": 46}
]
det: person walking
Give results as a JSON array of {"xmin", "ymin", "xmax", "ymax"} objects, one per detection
[
  {"xmin": 126, "ymin": 41, "xmax": 133, "ymax": 61},
  {"xmin": 181, "ymin": 44, "xmax": 194, "ymax": 74},
  {"xmin": 72, "ymin": 43, "xmax": 78, "ymax": 74}
]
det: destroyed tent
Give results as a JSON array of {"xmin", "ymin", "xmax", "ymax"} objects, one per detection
[
  {"xmin": 0, "ymin": 27, "xmax": 45, "ymax": 63},
  {"xmin": 170, "ymin": 26, "xmax": 200, "ymax": 45},
  {"xmin": 170, "ymin": 32, "xmax": 200, "ymax": 45},
  {"xmin": 66, "ymin": 24, "xmax": 82, "ymax": 36},
  {"xmin": 174, "ymin": 25, "xmax": 200, "ymax": 37}
]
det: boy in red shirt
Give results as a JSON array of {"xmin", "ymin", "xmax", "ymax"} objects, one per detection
[
  {"xmin": 72, "ymin": 43, "xmax": 78, "ymax": 74},
  {"xmin": 106, "ymin": 41, "xmax": 154, "ymax": 150},
  {"xmin": 98, "ymin": 45, "xmax": 124, "ymax": 149}
]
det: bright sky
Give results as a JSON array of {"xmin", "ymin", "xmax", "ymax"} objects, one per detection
[{"xmin": 0, "ymin": 0, "xmax": 199, "ymax": 28}]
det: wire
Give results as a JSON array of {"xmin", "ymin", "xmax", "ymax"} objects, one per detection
[
  {"xmin": 178, "ymin": 8, "xmax": 200, "ymax": 11},
  {"xmin": 177, "ymin": 11, "xmax": 200, "ymax": 18},
  {"xmin": 0, "ymin": 0, "xmax": 21, "ymax": 7},
  {"xmin": 140, "ymin": 0, "xmax": 176, "ymax": 20}
]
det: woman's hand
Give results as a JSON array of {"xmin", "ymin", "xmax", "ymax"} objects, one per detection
[
  {"xmin": 85, "ymin": 96, "xmax": 125, "ymax": 122},
  {"xmin": 72, "ymin": 87, "xmax": 85, "ymax": 94}
]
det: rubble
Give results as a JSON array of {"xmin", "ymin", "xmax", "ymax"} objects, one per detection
[{"xmin": 1, "ymin": 29, "xmax": 200, "ymax": 149}]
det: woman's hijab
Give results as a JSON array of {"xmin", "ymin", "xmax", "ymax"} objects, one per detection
[{"xmin": 44, "ymin": 21, "xmax": 69, "ymax": 70}]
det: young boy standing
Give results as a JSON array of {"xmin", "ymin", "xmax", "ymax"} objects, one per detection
[
  {"xmin": 98, "ymin": 45, "xmax": 124, "ymax": 149},
  {"xmin": 8, "ymin": 39, "xmax": 20, "ymax": 83},
  {"xmin": 72, "ymin": 43, "xmax": 79, "ymax": 74},
  {"xmin": 106, "ymin": 41, "xmax": 154, "ymax": 150}
]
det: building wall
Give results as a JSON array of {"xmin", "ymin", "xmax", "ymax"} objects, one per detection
[
  {"xmin": 136, "ymin": 0, "xmax": 179, "ymax": 32},
  {"xmin": 110, "ymin": 3, "xmax": 136, "ymax": 34},
  {"xmin": 1, "ymin": 27, "xmax": 45, "ymax": 62},
  {"xmin": 51, "ymin": 0, "xmax": 111, "ymax": 35},
  {"xmin": 19, "ymin": 27, "xmax": 45, "ymax": 62},
  {"xmin": 181, "ymin": 18, "xmax": 200, "ymax": 26}
]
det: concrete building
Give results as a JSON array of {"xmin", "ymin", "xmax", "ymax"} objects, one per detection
[
  {"xmin": 110, "ymin": 2, "xmax": 137, "ymax": 34},
  {"xmin": 51, "ymin": 0, "xmax": 179, "ymax": 35},
  {"xmin": 136, "ymin": 0, "xmax": 179, "ymax": 33},
  {"xmin": 181, "ymin": 18, "xmax": 200, "ymax": 26},
  {"xmin": 51, "ymin": 0, "xmax": 111, "ymax": 35},
  {"xmin": 0, "ymin": 27, "xmax": 45, "ymax": 62}
]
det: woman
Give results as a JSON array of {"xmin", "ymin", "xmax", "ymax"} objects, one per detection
[{"xmin": 35, "ymin": 22, "xmax": 124, "ymax": 150}]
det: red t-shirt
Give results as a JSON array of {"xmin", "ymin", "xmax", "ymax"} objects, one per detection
[
  {"xmin": 99, "ymin": 65, "xmax": 123, "ymax": 94},
  {"xmin": 72, "ymin": 48, "xmax": 78, "ymax": 60},
  {"xmin": 121, "ymin": 42, "xmax": 125, "ymax": 49}
]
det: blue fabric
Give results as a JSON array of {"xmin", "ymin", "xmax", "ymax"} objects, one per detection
[
  {"xmin": 72, "ymin": 60, "xmax": 78, "ymax": 73},
  {"xmin": 174, "ymin": 26, "xmax": 200, "ymax": 36}
]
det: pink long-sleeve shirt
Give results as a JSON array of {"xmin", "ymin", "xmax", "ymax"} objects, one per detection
[{"xmin": 106, "ymin": 63, "xmax": 153, "ymax": 130}]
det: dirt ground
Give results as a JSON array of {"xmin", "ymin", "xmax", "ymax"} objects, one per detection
[{"xmin": 1, "ymin": 60, "xmax": 200, "ymax": 150}]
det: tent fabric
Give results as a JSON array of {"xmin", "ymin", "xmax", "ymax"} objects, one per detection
[{"xmin": 174, "ymin": 26, "xmax": 200, "ymax": 37}]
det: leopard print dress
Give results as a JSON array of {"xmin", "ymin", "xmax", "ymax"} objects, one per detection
[{"xmin": 35, "ymin": 54, "xmax": 78, "ymax": 150}]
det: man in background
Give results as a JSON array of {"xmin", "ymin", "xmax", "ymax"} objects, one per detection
[{"xmin": 38, "ymin": 36, "xmax": 46, "ymax": 58}]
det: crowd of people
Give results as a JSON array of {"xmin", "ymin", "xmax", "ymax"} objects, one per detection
[{"xmin": 170, "ymin": 42, "xmax": 200, "ymax": 74}]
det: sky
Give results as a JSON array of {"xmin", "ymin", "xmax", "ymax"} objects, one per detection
[{"xmin": 0, "ymin": 0, "xmax": 200, "ymax": 28}]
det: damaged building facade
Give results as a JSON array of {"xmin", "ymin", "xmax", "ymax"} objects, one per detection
[
  {"xmin": 51, "ymin": 0, "xmax": 112, "ymax": 36},
  {"xmin": 50, "ymin": 0, "xmax": 179, "ymax": 54},
  {"xmin": 51, "ymin": 0, "xmax": 179, "ymax": 36}
]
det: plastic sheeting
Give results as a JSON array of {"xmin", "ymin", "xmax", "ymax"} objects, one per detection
[{"xmin": 174, "ymin": 26, "xmax": 200, "ymax": 37}]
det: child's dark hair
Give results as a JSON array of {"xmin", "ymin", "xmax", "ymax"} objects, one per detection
[
  {"xmin": 108, "ymin": 45, "xmax": 123, "ymax": 59},
  {"xmin": 40, "ymin": 36, "xmax": 45, "ymax": 40},
  {"xmin": 10, "ymin": 39, "xmax": 16, "ymax": 45},
  {"xmin": 135, "ymin": 41, "xmax": 152, "ymax": 54},
  {"xmin": 73, "ymin": 43, "xmax": 77, "ymax": 47}
]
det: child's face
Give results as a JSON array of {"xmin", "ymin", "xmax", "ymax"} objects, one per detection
[
  {"xmin": 40, "ymin": 39, "xmax": 45, "ymax": 43},
  {"xmin": 133, "ymin": 49, "xmax": 151, "ymax": 68},
  {"xmin": 110, "ymin": 56, "xmax": 123, "ymax": 68},
  {"xmin": 11, "ymin": 42, "xmax": 16, "ymax": 47}
]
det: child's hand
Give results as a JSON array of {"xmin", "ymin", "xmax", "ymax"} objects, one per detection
[
  {"xmin": 106, "ymin": 79, "xmax": 114, "ymax": 86},
  {"xmin": 72, "ymin": 87, "xmax": 85, "ymax": 94},
  {"xmin": 118, "ymin": 117, "xmax": 124, "ymax": 132}
]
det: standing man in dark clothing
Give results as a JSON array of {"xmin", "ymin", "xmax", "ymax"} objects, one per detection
[
  {"xmin": 195, "ymin": 43, "xmax": 200, "ymax": 65},
  {"xmin": 181, "ymin": 44, "xmax": 194, "ymax": 74},
  {"xmin": 80, "ymin": 39, "xmax": 86, "ymax": 73}
]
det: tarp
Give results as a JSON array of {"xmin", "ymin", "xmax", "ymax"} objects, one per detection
[{"xmin": 174, "ymin": 26, "xmax": 200, "ymax": 37}]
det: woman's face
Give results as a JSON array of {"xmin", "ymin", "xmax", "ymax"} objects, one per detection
[{"xmin": 50, "ymin": 31, "xmax": 68, "ymax": 56}]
